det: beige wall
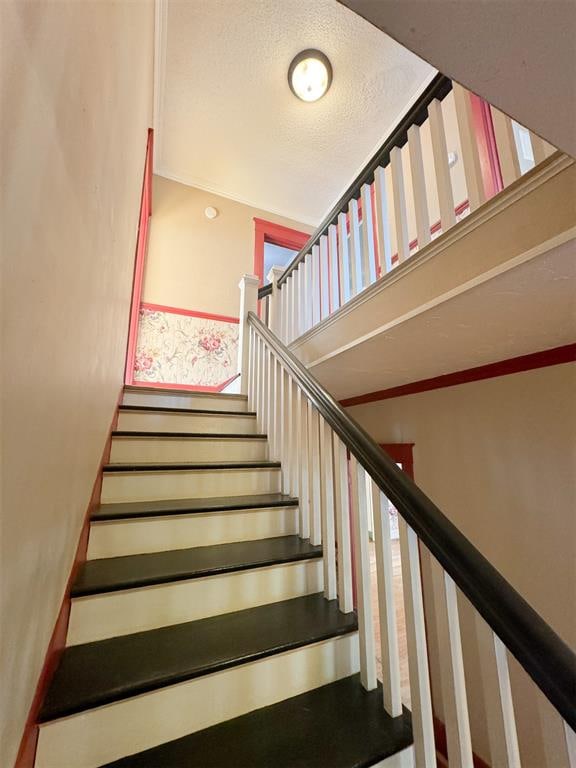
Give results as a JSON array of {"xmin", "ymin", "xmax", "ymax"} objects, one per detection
[
  {"xmin": 348, "ymin": 362, "xmax": 576, "ymax": 764},
  {"xmin": 142, "ymin": 175, "xmax": 313, "ymax": 317},
  {"xmin": 0, "ymin": 2, "xmax": 154, "ymax": 766}
]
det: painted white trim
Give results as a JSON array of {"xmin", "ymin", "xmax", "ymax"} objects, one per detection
[
  {"xmin": 87, "ymin": 505, "xmax": 300, "ymax": 559},
  {"xmin": 290, "ymin": 152, "xmax": 573, "ymax": 351},
  {"xmin": 67, "ymin": 559, "xmax": 323, "ymax": 645}
]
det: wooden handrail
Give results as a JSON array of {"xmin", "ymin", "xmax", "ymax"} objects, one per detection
[
  {"xmin": 248, "ymin": 310, "xmax": 576, "ymax": 730},
  {"xmin": 277, "ymin": 73, "xmax": 453, "ymax": 287},
  {"xmin": 258, "ymin": 283, "xmax": 273, "ymax": 300}
]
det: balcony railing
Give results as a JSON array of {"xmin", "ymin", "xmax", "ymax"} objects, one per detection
[{"xmin": 266, "ymin": 73, "xmax": 556, "ymax": 344}]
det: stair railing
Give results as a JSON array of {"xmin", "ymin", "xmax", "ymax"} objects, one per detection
[
  {"xmin": 272, "ymin": 73, "xmax": 557, "ymax": 347},
  {"xmin": 244, "ymin": 309, "xmax": 575, "ymax": 768}
]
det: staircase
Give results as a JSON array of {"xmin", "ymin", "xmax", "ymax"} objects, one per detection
[{"xmin": 35, "ymin": 386, "xmax": 413, "ymax": 768}]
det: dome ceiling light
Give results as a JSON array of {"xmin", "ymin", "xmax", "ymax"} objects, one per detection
[{"xmin": 288, "ymin": 49, "xmax": 333, "ymax": 103}]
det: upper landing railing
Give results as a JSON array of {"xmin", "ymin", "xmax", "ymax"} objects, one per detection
[{"xmin": 263, "ymin": 73, "xmax": 557, "ymax": 344}]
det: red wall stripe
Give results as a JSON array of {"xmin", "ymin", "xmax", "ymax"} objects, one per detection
[
  {"xmin": 341, "ymin": 344, "xmax": 576, "ymax": 408},
  {"xmin": 140, "ymin": 302, "xmax": 239, "ymax": 324}
]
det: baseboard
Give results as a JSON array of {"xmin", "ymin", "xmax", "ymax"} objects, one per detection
[
  {"xmin": 433, "ymin": 715, "xmax": 491, "ymax": 768},
  {"xmin": 14, "ymin": 390, "xmax": 122, "ymax": 768}
]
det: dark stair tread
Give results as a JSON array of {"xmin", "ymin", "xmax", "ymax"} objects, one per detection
[
  {"xmin": 39, "ymin": 594, "xmax": 358, "ymax": 723},
  {"xmin": 103, "ymin": 460, "xmax": 280, "ymax": 473},
  {"xmin": 72, "ymin": 536, "xmax": 322, "ymax": 596},
  {"xmin": 92, "ymin": 493, "xmax": 299, "ymax": 521},
  {"xmin": 101, "ymin": 674, "xmax": 412, "ymax": 768},
  {"xmin": 119, "ymin": 404, "xmax": 255, "ymax": 416},
  {"xmin": 112, "ymin": 431, "xmax": 267, "ymax": 439}
]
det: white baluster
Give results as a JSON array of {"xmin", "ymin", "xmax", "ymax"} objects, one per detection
[
  {"xmin": 491, "ymin": 108, "xmax": 521, "ymax": 188},
  {"xmin": 280, "ymin": 367, "xmax": 291, "ymax": 495},
  {"xmin": 431, "ymin": 561, "xmax": 473, "ymax": 766},
  {"xmin": 298, "ymin": 391, "xmax": 310, "ymax": 539},
  {"xmin": 475, "ymin": 613, "xmax": 520, "ymax": 768},
  {"xmin": 349, "ymin": 457, "xmax": 377, "ymax": 690},
  {"xmin": 266, "ymin": 350, "xmax": 274, "ymax": 453},
  {"xmin": 270, "ymin": 357, "xmax": 281, "ymax": 461},
  {"xmin": 369, "ymin": 482, "xmax": 402, "ymax": 716},
  {"xmin": 374, "ymin": 166, "xmax": 393, "ymax": 275},
  {"xmin": 254, "ymin": 335, "xmax": 262, "ymax": 432},
  {"xmin": 349, "ymin": 198, "xmax": 362, "ymax": 294},
  {"xmin": 429, "ymin": 97, "xmax": 456, "ymax": 231},
  {"xmin": 307, "ymin": 400, "xmax": 322, "ymax": 546},
  {"xmin": 290, "ymin": 273, "xmax": 298, "ymax": 344},
  {"xmin": 297, "ymin": 264, "xmax": 305, "ymax": 337},
  {"xmin": 398, "ymin": 518, "xmax": 436, "ymax": 766},
  {"xmin": 247, "ymin": 326, "xmax": 255, "ymax": 411},
  {"xmin": 319, "ymin": 419, "xmax": 337, "ymax": 599},
  {"xmin": 319, "ymin": 235, "xmax": 330, "ymax": 320},
  {"xmin": 305, "ymin": 255, "xmax": 313, "ymax": 332},
  {"xmin": 294, "ymin": 268, "xmax": 301, "ymax": 339},
  {"xmin": 337, "ymin": 212, "xmax": 352, "ymax": 304},
  {"xmin": 360, "ymin": 183, "xmax": 377, "ymax": 286},
  {"xmin": 328, "ymin": 223, "xmax": 340, "ymax": 312},
  {"xmin": 453, "ymin": 83, "xmax": 486, "ymax": 212},
  {"xmin": 294, "ymin": 387, "xmax": 306, "ymax": 536},
  {"xmin": 408, "ymin": 124, "xmax": 432, "ymax": 247},
  {"xmin": 332, "ymin": 434, "xmax": 354, "ymax": 613},
  {"xmin": 311, "ymin": 244, "xmax": 321, "ymax": 327},
  {"xmin": 565, "ymin": 723, "xmax": 576, "ymax": 768},
  {"xmin": 289, "ymin": 378, "xmax": 299, "ymax": 498},
  {"xmin": 390, "ymin": 147, "xmax": 410, "ymax": 263}
]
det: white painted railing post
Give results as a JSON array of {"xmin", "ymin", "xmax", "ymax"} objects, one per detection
[
  {"xmin": 238, "ymin": 274, "xmax": 259, "ymax": 395},
  {"xmin": 266, "ymin": 266, "xmax": 285, "ymax": 336}
]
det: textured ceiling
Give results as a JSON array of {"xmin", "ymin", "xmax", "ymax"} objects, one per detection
[{"xmin": 154, "ymin": 0, "xmax": 435, "ymax": 225}]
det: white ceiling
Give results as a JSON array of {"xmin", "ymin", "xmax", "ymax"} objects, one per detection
[{"xmin": 154, "ymin": 0, "xmax": 435, "ymax": 225}]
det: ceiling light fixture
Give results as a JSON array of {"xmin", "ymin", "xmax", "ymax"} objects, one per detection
[{"xmin": 288, "ymin": 49, "xmax": 332, "ymax": 103}]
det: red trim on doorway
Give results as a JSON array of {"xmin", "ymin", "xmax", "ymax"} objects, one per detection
[
  {"xmin": 14, "ymin": 392, "xmax": 122, "ymax": 768},
  {"xmin": 140, "ymin": 301, "xmax": 239, "ymax": 324},
  {"xmin": 379, "ymin": 443, "xmax": 415, "ymax": 480},
  {"xmin": 340, "ymin": 344, "xmax": 576, "ymax": 408},
  {"xmin": 125, "ymin": 129, "xmax": 154, "ymax": 386},
  {"xmin": 252, "ymin": 218, "xmax": 310, "ymax": 286}
]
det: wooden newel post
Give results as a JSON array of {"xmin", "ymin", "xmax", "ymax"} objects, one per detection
[
  {"xmin": 238, "ymin": 274, "xmax": 259, "ymax": 395},
  {"xmin": 266, "ymin": 266, "xmax": 285, "ymax": 336}
]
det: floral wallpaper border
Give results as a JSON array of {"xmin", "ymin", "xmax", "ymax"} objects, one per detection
[{"xmin": 133, "ymin": 303, "xmax": 239, "ymax": 390}]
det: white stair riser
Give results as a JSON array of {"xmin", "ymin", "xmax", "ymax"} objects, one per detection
[
  {"xmin": 36, "ymin": 633, "xmax": 360, "ymax": 768},
  {"xmin": 88, "ymin": 506, "xmax": 299, "ymax": 559},
  {"xmin": 122, "ymin": 391, "xmax": 247, "ymax": 412},
  {"xmin": 101, "ymin": 468, "xmax": 281, "ymax": 504},
  {"xmin": 109, "ymin": 436, "xmax": 267, "ymax": 464},
  {"xmin": 117, "ymin": 411, "xmax": 256, "ymax": 434},
  {"xmin": 67, "ymin": 559, "xmax": 323, "ymax": 645}
]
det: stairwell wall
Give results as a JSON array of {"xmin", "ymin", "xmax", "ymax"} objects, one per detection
[
  {"xmin": 347, "ymin": 361, "xmax": 576, "ymax": 765},
  {"xmin": 0, "ymin": 2, "xmax": 154, "ymax": 766}
]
